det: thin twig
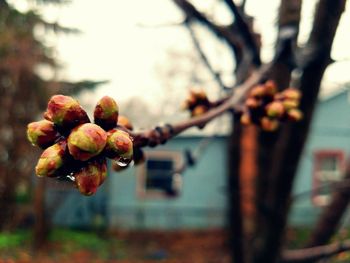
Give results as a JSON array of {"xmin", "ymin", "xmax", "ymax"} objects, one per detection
[
  {"xmin": 223, "ymin": 0, "xmax": 261, "ymax": 66},
  {"xmin": 282, "ymin": 239, "xmax": 350, "ymax": 263},
  {"xmin": 185, "ymin": 22, "xmax": 229, "ymax": 91},
  {"xmin": 128, "ymin": 66, "xmax": 268, "ymax": 148}
]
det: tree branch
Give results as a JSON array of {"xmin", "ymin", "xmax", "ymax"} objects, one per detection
[
  {"xmin": 253, "ymin": 0, "xmax": 347, "ymax": 262},
  {"xmin": 222, "ymin": 0, "xmax": 261, "ymax": 66},
  {"xmin": 172, "ymin": 0, "xmax": 242, "ymax": 55},
  {"xmin": 129, "ymin": 66, "xmax": 268, "ymax": 148},
  {"xmin": 185, "ymin": 22, "xmax": 229, "ymax": 91},
  {"xmin": 282, "ymin": 240, "xmax": 350, "ymax": 263}
]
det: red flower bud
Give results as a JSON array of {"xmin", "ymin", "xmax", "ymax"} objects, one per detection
[
  {"xmin": 44, "ymin": 95, "xmax": 90, "ymax": 130},
  {"xmin": 105, "ymin": 129, "xmax": 133, "ymax": 162},
  {"xmin": 260, "ymin": 117, "xmax": 279, "ymax": 132},
  {"xmin": 27, "ymin": 120, "xmax": 59, "ymax": 149},
  {"xmin": 283, "ymin": 88, "xmax": 301, "ymax": 101},
  {"xmin": 94, "ymin": 96, "xmax": 119, "ymax": 131},
  {"xmin": 282, "ymin": 99, "xmax": 299, "ymax": 110},
  {"xmin": 35, "ymin": 141, "xmax": 66, "ymax": 177},
  {"xmin": 68, "ymin": 123, "xmax": 107, "ymax": 161},
  {"xmin": 249, "ymin": 85, "xmax": 266, "ymax": 98},
  {"xmin": 117, "ymin": 115, "xmax": 133, "ymax": 130},
  {"xmin": 191, "ymin": 105, "xmax": 208, "ymax": 117},
  {"xmin": 264, "ymin": 80, "xmax": 277, "ymax": 96},
  {"xmin": 287, "ymin": 109, "xmax": 303, "ymax": 122},
  {"xmin": 240, "ymin": 112, "xmax": 252, "ymax": 125},
  {"xmin": 266, "ymin": 101, "xmax": 285, "ymax": 118},
  {"xmin": 245, "ymin": 98, "xmax": 261, "ymax": 109},
  {"xmin": 75, "ymin": 159, "xmax": 107, "ymax": 196}
]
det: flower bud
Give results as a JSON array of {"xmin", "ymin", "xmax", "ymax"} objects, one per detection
[
  {"xmin": 117, "ymin": 115, "xmax": 133, "ymax": 130},
  {"xmin": 240, "ymin": 112, "xmax": 251, "ymax": 125},
  {"xmin": 249, "ymin": 85, "xmax": 266, "ymax": 98},
  {"xmin": 283, "ymin": 88, "xmax": 301, "ymax": 101},
  {"xmin": 287, "ymin": 109, "xmax": 303, "ymax": 122},
  {"xmin": 68, "ymin": 123, "xmax": 107, "ymax": 161},
  {"xmin": 27, "ymin": 120, "xmax": 59, "ymax": 149},
  {"xmin": 191, "ymin": 105, "xmax": 208, "ymax": 117},
  {"xmin": 245, "ymin": 98, "xmax": 260, "ymax": 109},
  {"xmin": 75, "ymin": 159, "xmax": 107, "ymax": 196},
  {"xmin": 105, "ymin": 129, "xmax": 133, "ymax": 160},
  {"xmin": 260, "ymin": 117, "xmax": 279, "ymax": 132},
  {"xmin": 44, "ymin": 95, "xmax": 90, "ymax": 130},
  {"xmin": 94, "ymin": 96, "xmax": 119, "ymax": 131},
  {"xmin": 266, "ymin": 101, "xmax": 285, "ymax": 118},
  {"xmin": 282, "ymin": 99, "xmax": 299, "ymax": 110},
  {"xmin": 35, "ymin": 141, "xmax": 66, "ymax": 177},
  {"xmin": 264, "ymin": 80, "xmax": 277, "ymax": 96}
]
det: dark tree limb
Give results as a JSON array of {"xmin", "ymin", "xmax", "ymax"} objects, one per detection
[
  {"xmin": 306, "ymin": 159, "xmax": 350, "ymax": 249},
  {"xmin": 253, "ymin": 0, "xmax": 302, "ymax": 257},
  {"xmin": 222, "ymin": 0, "xmax": 261, "ymax": 66},
  {"xmin": 227, "ymin": 114, "xmax": 245, "ymax": 263},
  {"xmin": 172, "ymin": 0, "xmax": 243, "ymax": 58},
  {"xmin": 130, "ymin": 66, "xmax": 269, "ymax": 148},
  {"xmin": 253, "ymin": 0, "xmax": 347, "ymax": 262},
  {"xmin": 281, "ymin": 239, "xmax": 350, "ymax": 263}
]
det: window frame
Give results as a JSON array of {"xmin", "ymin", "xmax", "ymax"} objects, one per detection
[
  {"xmin": 312, "ymin": 150, "xmax": 345, "ymax": 206},
  {"xmin": 136, "ymin": 151, "xmax": 183, "ymax": 199}
]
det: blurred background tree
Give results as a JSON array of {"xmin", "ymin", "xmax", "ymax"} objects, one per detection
[{"xmin": 0, "ymin": 0, "xmax": 102, "ymax": 233}]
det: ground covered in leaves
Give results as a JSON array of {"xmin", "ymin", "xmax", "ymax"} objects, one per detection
[
  {"xmin": 0, "ymin": 229, "xmax": 230, "ymax": 263},
  {"xmin": 1, "ymin": 228, "xmax": 349, "ymax": 263}
]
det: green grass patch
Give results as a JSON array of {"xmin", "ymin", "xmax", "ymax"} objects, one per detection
[{"xmin": 0, "ymin": 230, "xmax": 31, "ymax": 249}]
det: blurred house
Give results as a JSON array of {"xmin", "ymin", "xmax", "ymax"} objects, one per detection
[
  {"xmin": 46, "ymin": 88, "xmax": 350, "ymax": 229},
  {"xmin": 290, "ymin": 88, "xmax": 350, "ymax": 225}
]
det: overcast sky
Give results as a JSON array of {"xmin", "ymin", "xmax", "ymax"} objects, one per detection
[{"xmin": 9, "ymin": 0, "xmax": 350, "ymax": 107}]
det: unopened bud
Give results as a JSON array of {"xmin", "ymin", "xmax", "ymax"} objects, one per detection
[
  {"xmin": 191, "ymin": 105, "xmax": 208, "ymax": 117},
  {"xmin": 245, "ymin": 98, "xmax": 260, "ymax": 109},
  {"xmin": 27, "ymin": 120, "xmax": 59, "ymax": 149},
  {"xmin": 249, "ymin": 85, "xmax": 266, "ymax": 98},
  {"xmin": 240, "ymin": 113, "xmax": 252, "ymax": 125},
  {"xmin": 68, "ymin": 123, "xmax": 107, "ymax": 161},
  {"xmin": 287, "ymin": 109, "xmax": 303, "ymax": 121},
  {"xmin": 75, "ymin": 159, "xmax": 107, "ymax": 196},
  {"xmin": 35, "ymin": 141, "xmax": 66, "ymax": 177},
  {"xmin": 105, "ymin": 129, "xmax": 133, "ymax": 160},
  {"xmin": 44, "ymin": 95, "xmax": 90, "ymax": 130},
  {"xmin": 283, "ymin": 88, "xmax": 301, "ymax": 101},
  {"xmin": 117, "ymin": 115, "xmax": 133, "ymax": 130},
  {"xmin": 283, "ymin": 99, "xmax": 299, "ymax": 110},
  {"xmin": 266, "ymin": 101, "xmax": 285, "ymax": 118},
  {"xmin": 94, "ymin": 96, "xmax": 119, "ymax": 131},
  {"xmin": 261, "ymin": 117, "xmax": 279, "ymax": 132},
  {"xmin": 264, "ymin": 80, "xmax": 277, "ymax": 96}
]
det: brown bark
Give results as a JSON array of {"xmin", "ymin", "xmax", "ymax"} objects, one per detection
[{"xmin": 253, "ymin": 1, "xmax": 347, "ymax": 262}]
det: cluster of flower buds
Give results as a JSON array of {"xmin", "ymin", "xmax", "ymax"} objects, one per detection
[
  {"xmin": 27, "ymin": 95, "xmax": 135, "ymax": 196},
  {"xmin": 240, "ymin": 80, "xmax": 303, "ymax": 131},
  {"xmin": 182, "ymin": 89, "xmax": 211, "ymax": 118}
]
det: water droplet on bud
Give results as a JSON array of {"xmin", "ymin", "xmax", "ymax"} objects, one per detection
[{"xmin": 115, "ymin": 156, "xmax": 132, "ymax": 167}]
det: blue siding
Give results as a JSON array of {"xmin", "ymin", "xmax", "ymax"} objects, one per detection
[
  {"xmin": 107, "ymin": 136, "xmax": 228, "ymax": 229},
  {"xmin": 290, "ymin": 92, "xmax": 350, "ymax": 225}
]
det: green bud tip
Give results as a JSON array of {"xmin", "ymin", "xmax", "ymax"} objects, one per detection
[
  {"xmin": 68, "ymin": 123, "xmax": 107, "ymax": 161},
  {"xmin": 27, "ymin": 120, "xmax": 58, "ymax": 149},
  {"xmin": 106, "ymin": 129, "xmax": 133, "ymax": 159},
  {"xmin": 35, "ymin": 142, "xmax": 66, "ymax": 177}
]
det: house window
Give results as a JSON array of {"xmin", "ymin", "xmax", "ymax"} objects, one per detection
[
  {"xmin": 136, "ymin": 151, "xmax": 183, "ymax": 199},
  {"xmin": 312, "ymin": 150, "xmax": 345, "ymax": 206}
]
